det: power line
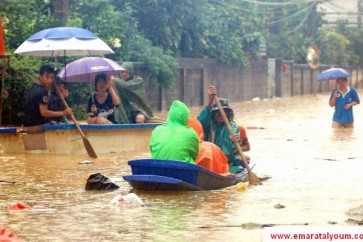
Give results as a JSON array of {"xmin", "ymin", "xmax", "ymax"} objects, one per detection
[
  {"xmin": 210, "ymin": 0, "xmax": 318, "ymax": 28},
  {"xmin": 266, "ymin": 2, "xmax": 315, "ymax": 25},
  {"xmin": 324, "ymin": 1, "xmax": 358, "ymax": 13},
  {"xmin": 211, "ymin": 0, "xmax": 314, "ymax": 16},
  {"xmin": 235, "ymin": 0, "xmax": 316, "ymax": 6},
  {"xmin": 210, "ymin": 0, "xmax": 310, "ymax": 16},
  {"xmin": 288, "ymin": 2, "xmax": 315, "ymax": 33}
]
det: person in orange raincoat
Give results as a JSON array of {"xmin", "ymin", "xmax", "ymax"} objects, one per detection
[
  {"xmin": 237, "ymin": 125, "xmax": 250, "ymax": 151},
  {"xmin": 187, "ymin": 116, "xmax": 229, "ymax": 175},
  {"xmin": 231, "ymin": 111, "xmax": 250, "ymax": 152}
]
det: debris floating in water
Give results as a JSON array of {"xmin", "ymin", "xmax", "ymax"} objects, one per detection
[
  {"xmin": 0, "ymin": 180, "xmax": 16, "ymax": 185},
  {"xmin": 7, "ymin": 203, "xmax": 30, "ymax": 211},
  {"xmin": 346, "ymin": 218, "xmax": 363, "ymax": 225},
  {"xmin": 259, "ymin": 175, "xmax": 272, "ymax": 181},
  {"xmin": 78, "ymin": 160, "xmax": 94, "ymax": 164},
  {"xmin": 30, "ymin": 205, "xmax": 57, "ymax": 212},
  {"xmin": 7, "ymin": 203, "xmax": 56, "ymax": 212},
  {"xmin": 199, "ymin": 222, "xmax": 309, "ymax": 229},
  {"xmin": 85, "ymin": 173, "xmax": 120, "ymax": 190},
  {"xmin": 236, "ymin": 182, "xmax": 247, "ymax": 192},
  {"xmin": 0, "ymin": 226, "xmax": 22, "ymax": 242},
  {"xmin": 33, "ymin": 184, "xmax": 45, "ymax": 189},
  {"xmin": 274, "ymin": 203, "xmax": 286, "ymax": 209},
  {"xmin": 347, "ymin": 204, "xmax": 363, "ymax": 221},
  {"xmin": 111, "ymin": 193, "xmax": 144, "ymax": 207}
]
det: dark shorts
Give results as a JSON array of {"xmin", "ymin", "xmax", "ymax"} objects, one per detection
[{"xmin": 235, "ymin": 156, "xmax": 251, "ymax": 168}]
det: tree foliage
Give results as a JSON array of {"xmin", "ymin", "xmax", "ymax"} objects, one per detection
[
  {"xmin": 130, "ymin": 0, "xmax": 263, "ymax": 67},
  {"xmin": 264, "ymin": 1, "xmax": 322, "ymax": 63},
  {"xmin": 2, "ymin": 0, "xmax": 363, "ymax": 123},
  {"xmin": 321, "ymin": 20, "xmax": 362, "ymax": 67}
]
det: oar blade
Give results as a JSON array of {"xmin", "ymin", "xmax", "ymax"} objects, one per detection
[
  {"xmin": 82, "ymin": 137, "xmax": 97, "ymax": 158},
  {"xmin": 248, "ymin": 172, "xmax": 262, "ymax": 186}
]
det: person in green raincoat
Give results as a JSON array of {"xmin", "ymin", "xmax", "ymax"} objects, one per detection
[
  {"xmin": 111, "ymin": 62, "xmax": 155, "ymax": 124},
  {"xmin": 150, "ymin": 100, "xmax": 199, "ymax": 163},
  {"xmin": 197, "ymin": 86, "xmax": 243, "ymax": 174}
]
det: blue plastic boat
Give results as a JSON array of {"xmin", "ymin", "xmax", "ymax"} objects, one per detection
[{"xmin": 123, "ymin": 159, "xmax": 249, "ymax": 191}]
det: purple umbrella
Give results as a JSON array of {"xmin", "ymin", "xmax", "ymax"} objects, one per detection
[{"xmin": 58, "ymin": 57, "xmax": 125, "ymax": 83}]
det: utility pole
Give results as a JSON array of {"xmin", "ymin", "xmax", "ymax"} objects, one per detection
[
  {"xmin": 54, "ymin": 0, "xmax": 69, "ymax": 26},
  {"xmin": 358, "ymin": 0, "xmax": 363, "ymax": 29},
  {"xmin": 307, "ymin": 0, "xmax": 322, "ymax": 38}
]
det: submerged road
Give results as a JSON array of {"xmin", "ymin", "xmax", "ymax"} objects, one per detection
[{"xmin": 1, "ymin": 92, "xmax": 363, "ymax": 241}]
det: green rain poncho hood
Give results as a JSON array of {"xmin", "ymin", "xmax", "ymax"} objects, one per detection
[
  {"xmin": 113, "ymin": 62, "xmax": 155, "ymax": 123},
  {"xmin": 150, "ymin": 100, "xmax": 199, "ymax": 163},
  {"xmin": 122, "ymin": 61, "xmax": 135, "ymax": 79}
]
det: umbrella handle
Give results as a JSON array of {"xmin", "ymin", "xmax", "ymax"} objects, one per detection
[{"xmin": 89, "ymin": 81, "xmax": 95, "ymax": 104}]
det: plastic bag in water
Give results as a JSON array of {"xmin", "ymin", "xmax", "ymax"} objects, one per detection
[
  {"xmin": 111, "ymin": 193, "xmax": 144, "ymax": 207},
  {"xmin": 7, "ymin": 203, "xmax": 30, "ymax": 210},
  {"xmin": 0, "ymin": 227, "xmax": 22, "ymax": 242},
  {"xmin": 347, "ymin": 204, "xmax": 363, "ymax": 220},
  {"xmin": 85, "ymin": 173, "xmax": 120, "ymax": 190}
]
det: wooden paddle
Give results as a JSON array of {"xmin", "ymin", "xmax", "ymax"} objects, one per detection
[
  {"xmin": 213, "ymin": 96, "xmax": 261, "ymax": 186},
  {"xmin": 55, "ymin": 85, "xmax": 98, "ymax": 158}
]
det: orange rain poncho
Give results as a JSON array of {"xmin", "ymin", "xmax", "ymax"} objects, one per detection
[{"xmin": 187, "ymin": 116, "xmax": 229, "ymax": 174}]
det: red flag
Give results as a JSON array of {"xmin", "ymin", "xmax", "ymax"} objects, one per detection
[{"xmin": 0, "ymin": 14, "xmax": 10, "ymax": 57}]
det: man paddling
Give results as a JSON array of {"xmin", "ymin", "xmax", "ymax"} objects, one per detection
[
  {"xmin": 197, "ymin": 86, "xmax": 243, "ymax": 174},
  {"xmin": 23, "ymin": 65, "xmax": 72, "ymax": 131}
]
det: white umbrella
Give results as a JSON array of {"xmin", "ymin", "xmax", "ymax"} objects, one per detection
[
  {"xmin": 14, "ymin": 27, "xmax": 113, "ymax": 57},
  {"xmin": 14, "ymin": 27, "xmax": 113, "ymax": 158}
]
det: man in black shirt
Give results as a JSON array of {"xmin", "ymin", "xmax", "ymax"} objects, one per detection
[{"xmin": 23, "ymin": 65, "xmax": 72, "ymax": 127}]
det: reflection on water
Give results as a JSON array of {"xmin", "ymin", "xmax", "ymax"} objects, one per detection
[{"xmin": 1, "ymin": 93, "xmax": 363, "ymax": 241}]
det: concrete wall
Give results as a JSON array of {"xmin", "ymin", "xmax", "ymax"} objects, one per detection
[
  {"xmin": 135, "ymin": 58, "xmax": 269, "ymax": 111},
  {"xmin": 275, "ymin": 60, "xmax": 363, "ymax": 98},
  {"xmin": 133, "ymin": 58, "xmax": 363, "ymax": 112}
]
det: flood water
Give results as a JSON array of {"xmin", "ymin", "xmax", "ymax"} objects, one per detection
[{"xmin": 1, "ymin": 92, "xmax": 363, "ymax": 241}]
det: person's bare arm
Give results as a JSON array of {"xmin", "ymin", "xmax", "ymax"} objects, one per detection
[
  {"xmin": 39, "ymin": 104, "xmax": 72, "ymax": 118},
  {"xmin": 206, "ymin": 85, "xmax": 217, "ymax": 110},
  {"xmin": 345, "ymin": 101, "xmax": 358, "ymax": 110},
  {"xmin": 329, "ymin": 90, "xmax": 339, "ymax": 107},
  {"xmin": 107, "ymin": 77, "xmax": 120, "ymax": 106}
]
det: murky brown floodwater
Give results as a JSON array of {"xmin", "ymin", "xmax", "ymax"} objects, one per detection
[{"xmin": 1, "ymin": 92, "xmax": 363, "ymax": 242}]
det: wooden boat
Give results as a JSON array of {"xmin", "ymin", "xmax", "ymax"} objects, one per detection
[
  {"xmin": 0, "ymin": 124, "xmax": 158, "ymax": 155},
  {"xmin": 123, "ymin": 159, "xmax": 249, "ymax": 191}
]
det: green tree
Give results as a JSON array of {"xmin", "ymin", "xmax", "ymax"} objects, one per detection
[
  {"xmin": 129, "ymin": 0, "xmax": 263, "ymax": 67},
  {"xmin": 265, "ymin": 1, "xmax": 322, "ymax": 63},
  {"xmin": 1, "ymin": 0, "xmax": 60, "ymax": 124},
  {"xmin": 67, "ymin": 0, "xmax": 178, "ymax": 87}
]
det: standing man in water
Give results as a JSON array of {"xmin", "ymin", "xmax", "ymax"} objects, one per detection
[{"xmin": 329, "ymin": 78, "xmax": 360, "ymax": 128}]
